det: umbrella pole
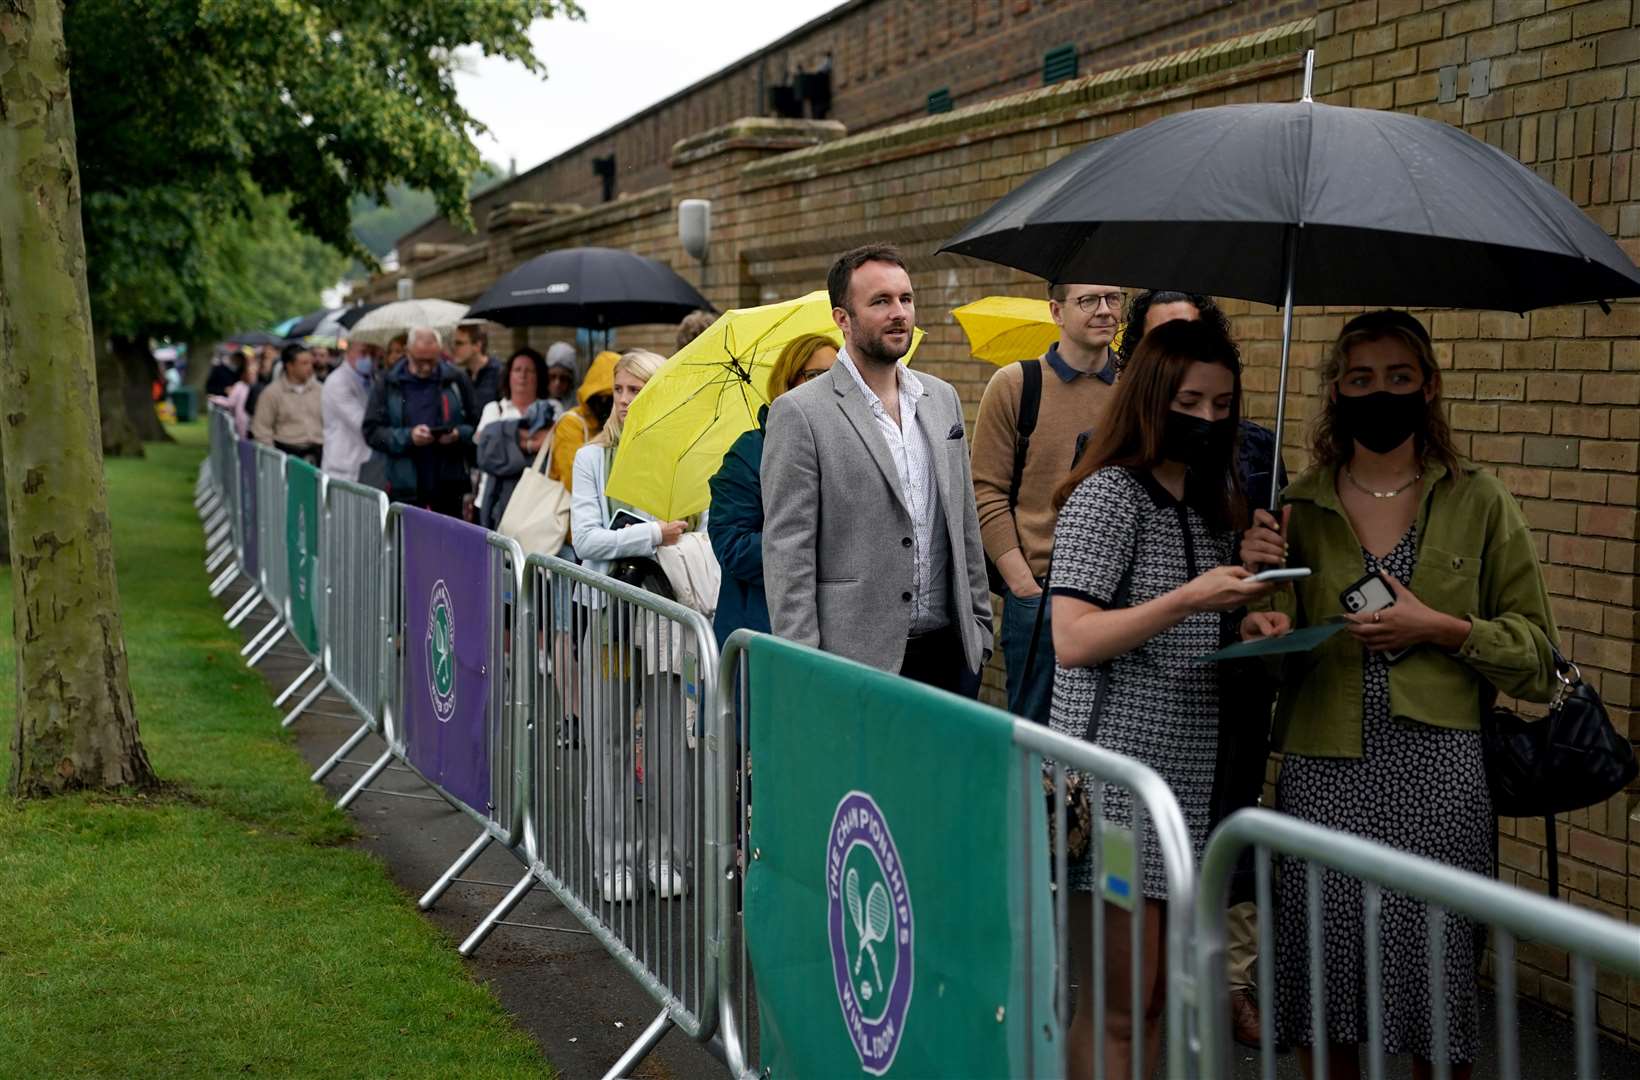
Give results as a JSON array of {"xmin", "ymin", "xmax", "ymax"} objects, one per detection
[{"xmin": 1269, "ymin": 226, "xmax": 1300, "ymax": 512}]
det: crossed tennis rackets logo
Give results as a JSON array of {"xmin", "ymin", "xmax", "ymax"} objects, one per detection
[{"xmin": 826, "ymin": 791, "xmax": 914, "ymax": 1076}]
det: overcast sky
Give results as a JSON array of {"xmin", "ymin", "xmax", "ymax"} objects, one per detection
[{"xmin": 455, "ymin": 1, "xmax": 841, "ymax": 175}]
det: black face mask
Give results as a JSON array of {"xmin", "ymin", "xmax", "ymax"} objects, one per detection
[
  {"xmin": 1162, "ymin": 411, "xmax": 1236, "ymax": 470},
  {"xmin": 1334, "ymin": 390, "xmax": 1426, "ymax": 455}
]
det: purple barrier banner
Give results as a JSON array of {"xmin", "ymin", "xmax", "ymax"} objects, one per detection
[
  {"xmin": 400, "ymin": 507, "xmax": 493, "ymax": 812},
  {"xmin": 237, "ymin": 440, "xmax": 258, "ymax": 578}
]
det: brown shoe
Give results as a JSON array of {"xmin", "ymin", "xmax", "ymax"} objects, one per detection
[{"xmin": 1230, "ymin": 987, "xmax": 1263, "ymax": 1049}]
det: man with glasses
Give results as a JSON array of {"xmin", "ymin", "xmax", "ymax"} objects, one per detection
[{"xmin": 970, "ymin": 281, "xmax": 1125, "ymax": 721}]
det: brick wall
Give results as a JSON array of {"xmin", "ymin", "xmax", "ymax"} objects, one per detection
[
  {"xmin": 362, "ymin": 10, "xmax": 1640, "ymax": 1045},
  {"xmin": 1309, "ymin": 0, "xmax": 1640, "ymax": 1042},
  {"xmin": 401, "ymin": 0, "xmax": 1303, "ymax": 250}
]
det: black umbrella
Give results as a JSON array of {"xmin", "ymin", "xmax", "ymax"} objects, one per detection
[
  {"xmin": 336, "ymin": 302, "xmax": 385, "ymax": 329},
  {"xmin": 227, "ymin": 330, "xmax": 283, "ymax": 347},
  {"xmin": 940, "ymin": 58, "xmax": 1640, "ymax": 503},
  {"xmin": 283, "ymin": 307, "xmax": 340, "ymax": 341},
  {"xmin": 467, "ymin": 246, "xmax": 712, "ymax": 329}
]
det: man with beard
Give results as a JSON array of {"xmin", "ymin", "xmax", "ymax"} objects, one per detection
[{"xmin": 762, "ymin": 244, "xmax": 992, "ymax": 695}]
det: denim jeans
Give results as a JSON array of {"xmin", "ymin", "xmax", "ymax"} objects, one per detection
[{"xmin": 1001, "ymin": 588, "xmax": 1054, "ymax": 722}]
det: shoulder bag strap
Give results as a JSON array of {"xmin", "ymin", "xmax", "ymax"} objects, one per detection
[{"xmin": 1007, "ymin": 360, "xmax": 1043, "ymax": 518}]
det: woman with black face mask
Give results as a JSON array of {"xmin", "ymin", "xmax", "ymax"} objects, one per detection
[
  {"xmin": 1240, "ymin": 310, "xmax": 1559, "ymax": 1080},
  {"xmin": 1048, "ymin": 319, "xmax": 1280, "ymax": 1079}
]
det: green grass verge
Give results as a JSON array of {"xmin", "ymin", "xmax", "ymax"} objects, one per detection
[{"xmin": 0, "ymin": 423, "xmax": 553, "ymax": 1079}]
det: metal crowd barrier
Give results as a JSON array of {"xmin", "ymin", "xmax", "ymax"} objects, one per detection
[
  {"xmin": 339, "ymin": 505, "xmax": 531, "ymax": 959},
  {"xmin": 714, "ymin": 630, "xmax": 1199, "ymax": 1080},
  {"xmin": 523, "ymin": 553, "xmax": 721, "ymax": 1076},
  {"xmin": 222, "ymin": 439, "xmax": 263, "ymax": 628},
  {"xmin": 306, "ymin": 477, "xmax": 390, "ymax": 779},
  {"xmin": 1196, "ymin": 807, "xmax": 1640, "ymax": 1080},
  {"xmin": 240, "ymin": 443, "xmax": 291, "ymax": 666}
]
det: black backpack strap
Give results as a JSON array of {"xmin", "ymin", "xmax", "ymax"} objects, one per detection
[{"xmin": 1006, "ymin": 360, "xmax": 1043, "ymax": 517}]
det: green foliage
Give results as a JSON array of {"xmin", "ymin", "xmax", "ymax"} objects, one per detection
[
  {"xmin": 88, "ymin": 184, "xmax": 348, "ymax": 341},
  {"xmin": 0, "ymin": 428, "xmax": 554, "ymax": 1078},
  {"xmin": 66, "ymin": 0, "xmax": 579, "ymax": 340},
  {"xmin": 349, "ymin": 162, "xmax": 505, "ymax": 264}
]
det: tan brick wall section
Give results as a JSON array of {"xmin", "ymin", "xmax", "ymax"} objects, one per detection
[{"xmin": 364, "ymin": 10, "xmax": 1639, "ymax": 1044}]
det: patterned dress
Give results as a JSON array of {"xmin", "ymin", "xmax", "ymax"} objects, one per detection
[
  {"xmin": 1049, "ymin": 467, "xmax": 1233, "ymax": 900},
  {"xmin": 1273, "ymin": 527, "xmax": 1491, "ymax": 1063}
]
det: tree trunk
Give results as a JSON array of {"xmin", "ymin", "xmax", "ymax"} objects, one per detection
[
  {"xmin": 0, "ymin": 439, "xmax": 10, "ymax": 565},
  {"xmin": 184, "ymin": 340, "xmax": 213, "ymax": 395},
  {"xmin": 114, "ymin": 334, "xmax": 173, "ymax": 443},
  {"xmin": 95, "ymin": 335, "xmax": 144, "ymax": 457},
  {"xmin": 0, "ymin": 0, "xmax": 157, "ymax": 797}
]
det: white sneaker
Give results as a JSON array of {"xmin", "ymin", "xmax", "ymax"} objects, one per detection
[
  {"xmin": 649, "ymin": 861, "xmax": 686, "ymax": 899},
  {"xmin": 601, "ymin": 868, "xmax": 635, "ymax": 903}
]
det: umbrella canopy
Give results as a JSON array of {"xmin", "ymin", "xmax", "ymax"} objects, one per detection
[
  {"xmin": 227, "ymin": 330, "xmax": 284, "ymax": 347},
  {"xmin": 348, "ymin": 299, "xmax": 469, "ymax": 348},
  {"xmin": 940, "ymin": 100, "xmax": 1640, "ymax": 312},
  {"xmin": 284, "ymin": 307, "xmax": 342, "ymax": 341},
  {"xmin": 954, "ymin": 296, "xmax": 1066, "ymax": 365},
  {"xmin": 467, "ymin": 246, "xmax": 712, "ymax": 329},
  {"xmin": 336, "ymin": 302, "xmax": 385, "ymax": 329},
  {"xmin": 603, "ymin": 290, "xmax": 924, "ymax": 520},
  {"xmin": 270, "ymin": 316, "xmax": 300, "ymax": 337}
]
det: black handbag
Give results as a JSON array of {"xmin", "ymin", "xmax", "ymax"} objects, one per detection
[{"xmin": 1482, "ymin": 647, "xmax": 1636, "ymax": 897}]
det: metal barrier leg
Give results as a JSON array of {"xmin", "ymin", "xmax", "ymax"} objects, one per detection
[
  {"xmin": 336, "ymin": 748, "xmax": 393, "ymax": 809},
  {"xmin": 457, "ymin": 869, "xmax": 535, "ymax": 958},
  {"xmin": 274, "ymin": 659, "xmax": 320, "ymax": 707},
  {"xmin": 245, "ymin": 625, "xmax": 288, "ymax": 667},
  {"xmin": 419, "ymin": 830, "xmax": 494, "ymax": 911},
  {"xmin": 227, "ymin": 591, "xmax": 263, "ymax": 628},
  {"xmin": 279, "ymin": 677, "xmax": 327, "ymax": 728},
  {"xmin": 223, "ymin": 587, "xmax": 260, "ymax": 623},
  {"xmin": 312, "ymin": 722, "xmax": 372, "ymax": 783},
  {"xmin": 205, "ymin": 542, "xmax": 233, "ymax": 573},
  {"xmin": 209, "ymin": 564, "xmax": 240, "ymax": 597},
  {"xmin": 240, "ymin": 616, "xmax": 281, "ymax": 658},
  {"xmin": 601, "ymin": 1009, "xmax": 674, "ymax": 1080}
]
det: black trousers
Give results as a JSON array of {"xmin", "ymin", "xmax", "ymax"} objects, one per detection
[{"xmin": 900, "ymin": 624, "xmax": 980, "ymax": 699}]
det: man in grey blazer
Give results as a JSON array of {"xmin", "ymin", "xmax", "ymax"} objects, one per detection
[{"xmin": 761, "ymin": 243, "xmax": 992, "ymax": 695}]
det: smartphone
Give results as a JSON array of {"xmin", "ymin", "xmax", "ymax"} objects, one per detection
[
  {"xmin": 428, "ymin": 424, "xmax": 455, "ymax": 437},
  {"xmin": 1250, "ymin": 567, "xmax": 1311, "ymax": 583},
  {"xmin": 1340, "ymin": 572, "xmax": 1409, "ymax": 662},
  {"xmin": 610, "ymin": 509, "xmax": 648, "ymax": 532}
]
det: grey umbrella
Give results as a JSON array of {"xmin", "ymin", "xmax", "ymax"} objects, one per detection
[{"xmin": 939, "ymin": 55, "xmax": 1640, "ymax": 506}]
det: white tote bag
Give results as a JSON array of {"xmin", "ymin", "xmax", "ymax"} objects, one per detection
[{"xmin": 497, "ymin": 433, "xmax": 572, "ymax": 557}]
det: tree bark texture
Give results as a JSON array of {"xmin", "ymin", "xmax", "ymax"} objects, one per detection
[
  {"xmin": 0, "ymin": 0, "xmax": 156, "ymax": 796},
  {"xmin": 114, "ymin": 335, "xmax": 172, "ymax": 444}
]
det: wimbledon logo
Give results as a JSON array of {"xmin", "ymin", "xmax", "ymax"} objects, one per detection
[
  {"xmin": 826, "ymin": 791, "xmax": 913, "ymax": 1076},
  {"xmin": 425, "ymin": 579, "xmax": 456, "ymax": 722}
]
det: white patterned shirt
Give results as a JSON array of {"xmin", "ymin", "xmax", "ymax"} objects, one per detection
[{"xmin": 838, "ymin": 350, "xmax": 950, "ymax": 633}]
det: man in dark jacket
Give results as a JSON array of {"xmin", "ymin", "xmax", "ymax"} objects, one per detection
[{"xmin": 362, "ymin": 327, "xmax": 478, "ymax": 516}]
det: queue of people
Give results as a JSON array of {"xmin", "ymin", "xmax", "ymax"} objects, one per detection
[{"xmin": 215, "ymin": 241, "xmax": 1560, "ymax": 1080}]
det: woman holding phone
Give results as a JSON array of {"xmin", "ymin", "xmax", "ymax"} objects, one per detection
[
  {"xmin": 571, "ymin": 350, "xmax": 699, "ymax": 904},
  {"xmin": 1050, "ymin": 319, "xmax": 1280, "ymax": 1079},
  {"xmin": 1241, "ymin": 310, "xmax": 1558, "ymax": 1079}
]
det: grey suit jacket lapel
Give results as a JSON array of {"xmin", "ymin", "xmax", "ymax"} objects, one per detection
[{"xmin": 831, "ymin": 362, "xmax": 910, "ymax": 515}]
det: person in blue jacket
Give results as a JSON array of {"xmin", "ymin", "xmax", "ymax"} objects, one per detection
[{"xmin": 707, "ymin": 334, "xmax": 838, "ymax": 648}]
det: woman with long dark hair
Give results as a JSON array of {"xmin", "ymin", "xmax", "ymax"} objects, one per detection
[
  {"xmin": 1050, "ymin": 318, "xmax": 1279, "ymax": 1078},
  {"xmin": 1241, "ymin": 310, "xmax": 1558, "ymax": 1080}
]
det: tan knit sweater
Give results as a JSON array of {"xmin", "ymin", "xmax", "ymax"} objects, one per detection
[
  {"xmin": 251, "ymin": 375, "xmax": 325, "ymax": 448},
  {"xmin": 971, "ymin": 358, "xmax": 1118, "ymax": 579}
]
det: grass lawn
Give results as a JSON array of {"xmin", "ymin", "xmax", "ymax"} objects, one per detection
[{"xmin": 0, "ymin": 423, "xmax": 553, "ymax": 1078}]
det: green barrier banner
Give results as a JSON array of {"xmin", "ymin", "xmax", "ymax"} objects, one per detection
[
  {"xmin": 744, "ymin": 636, "xmax": 1058, "ymax": 1078},
  {"xmin": 284, "ymin": 458, "xmax": 322, "ymax": 654}
]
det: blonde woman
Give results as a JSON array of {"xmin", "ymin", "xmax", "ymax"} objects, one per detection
[
  {"xmin": 707, "ymin": 333, "xmax": 838, "ymax": 647},
  {"xmin": 571, "ymin": 350, "xmax": 703, "ymax": 903}
]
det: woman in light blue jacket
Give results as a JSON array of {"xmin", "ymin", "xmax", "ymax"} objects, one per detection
[{"xmin": 571, "ymin": 350, "xmax": 701, "ymax": 904}]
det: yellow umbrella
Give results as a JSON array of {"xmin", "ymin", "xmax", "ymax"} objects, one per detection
[
  {"xmin": 605, "ymin": 290, "xmax": 923, "ymax": 520},
  {"xmin": 953, "ymin": 295, "xmax": 1123, "ymax": 364}
]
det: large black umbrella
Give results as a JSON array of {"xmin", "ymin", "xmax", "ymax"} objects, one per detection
[
  {"xmin": 466, "ymin": 246, "xmax": 712, "ymax": 329},
  {"xmin": 227, "ymin": 330, "xmax": 283, "ymax": 347},
  {"xmin": 283, "ymin": 307, "xmax": 341, "ymax": 341},
  {"xmin": 336, "ymin": 302, "xmax": 385, "ymax": 329},
  {"xmin": 940, "ymin": 61, "xmax": 1640, "ymax": 503}
]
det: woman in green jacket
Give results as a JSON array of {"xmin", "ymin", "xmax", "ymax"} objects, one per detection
[{"xmin": 1241, "ymin": 310, "xmax": 1558, "ymax": 1080}]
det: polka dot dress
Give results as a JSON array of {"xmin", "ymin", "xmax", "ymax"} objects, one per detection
[{"xmin": 1273, "ymin": 527, "xmax": 1491, "ymax": 1064}]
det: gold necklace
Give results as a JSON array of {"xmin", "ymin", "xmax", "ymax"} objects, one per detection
[{"xmin": 1344, "ymin": 465, "xmax": 1422, "ymax": 499}]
